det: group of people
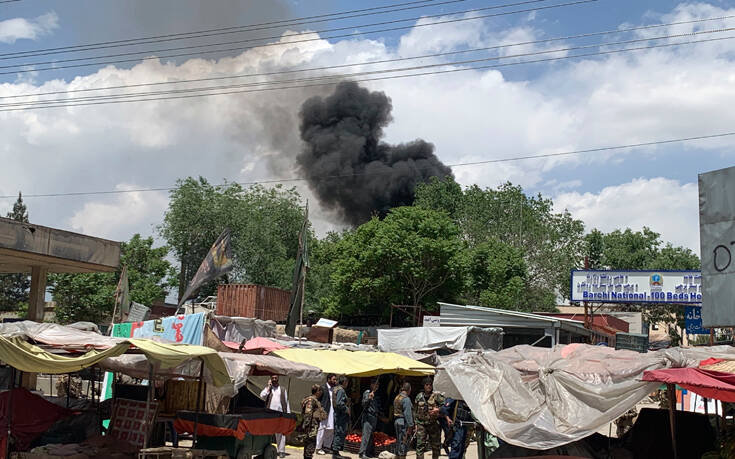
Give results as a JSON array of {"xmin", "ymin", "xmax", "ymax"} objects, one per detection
[
  {"xmin": 392, "ymin": 377, "xmax": 474, "ymax": 459},
  {"xmin": 262, "ymin": 374, "xmax": 474, "ymax": 459}
]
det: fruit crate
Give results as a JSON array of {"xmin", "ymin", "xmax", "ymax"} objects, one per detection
[{"xmin": 345, "ymin": 440, "xmax": 395, "ymax": 455}]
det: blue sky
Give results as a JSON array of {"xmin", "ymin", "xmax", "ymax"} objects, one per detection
[{"xmin": 1, "ymin": 0, "xmax": 734, "ymax": 254}]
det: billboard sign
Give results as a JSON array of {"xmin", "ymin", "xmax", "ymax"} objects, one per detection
[
  {"xmin": 699, "ymin": 166, "xmax": 735, "ymax": 327},
  {"xmin": 571, "ymin": 270, "xmax": 702, "ymax": 303},
  {"xmin": 685, "ymin": 305, "xmax": 710, "ymax": 335}
]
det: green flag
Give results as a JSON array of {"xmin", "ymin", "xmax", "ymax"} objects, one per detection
[{"xmin": 286, "ymin": 203, "xmax": 309, "ymax": 337}]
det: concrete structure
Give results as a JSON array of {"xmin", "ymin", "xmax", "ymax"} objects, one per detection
[
  {"xmin": 439, "ymin": 302, "xmax": 592, "ymax": 348},
  {"xmin": 0, "ymin": 217, "xmax": 120, "ymax": 321}
]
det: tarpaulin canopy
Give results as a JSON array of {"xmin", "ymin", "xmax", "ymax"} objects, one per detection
[
  {"xmin": 0, "ymin": 335, "xmax": 231, "ymax": 387},
  {"xmin": 272, "ymin": 348, "xmax": 434, "ymax": 377},
  {"xmin": 219, "ymin": 352, "xmax": 322, "ymax": 379},
  {"xmin": 0, "ymin": 321, "xmax": 124, "ymax": 349},
  {"xmin": 642, "ymin": 367, "xmax": 735, "ymax": 402},
  {"xmin": 378, "ymin": 326, "xmax": 503, "ymax": 352},
  {"xmin": 0, "ymin": 336, "xmax": 129, "ymax": 374},
  {"xmin": 240, "ymin": 337, "xmax": 287, "ymax": 354},
  {"xmin": 433, "ymin": 343, "xmax": 735, "ymax": 450}
]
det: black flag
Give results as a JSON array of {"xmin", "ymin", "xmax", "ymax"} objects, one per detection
[{"xmin": 178, "ymin": 229, "xmax": 233, "ymax": 307}]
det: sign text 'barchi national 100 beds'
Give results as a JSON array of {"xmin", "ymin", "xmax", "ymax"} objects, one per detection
[{"xmin": 570, "ymin": 270, "xmax": 702, "ymax": 303}]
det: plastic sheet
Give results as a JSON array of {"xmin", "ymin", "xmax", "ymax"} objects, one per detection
[{"xmin": 434, "ymin": 343, "xmax": 735, "ymax": 450}]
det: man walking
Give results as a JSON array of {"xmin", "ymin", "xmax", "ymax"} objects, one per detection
[
  {"xmin": 260, "ymin": 375, "xmax": 291, "ymax": 458},
  {"xmin": 332, "ymin": 375, "xmax": 350, "ymax": 459},
  {"xmin": 414, "ymin": 377, "xmax": 446, "ymax": 459},
  {"xmin": 440, "ymin": 398, "xmax": 474, "ymax": 459},
  {"xmin": 359, "ymin": 378, "xmax": 380, "ymax": 459},
  {"xmin": 393, "ymin": 382, "xmax": 414, "ymax": 459},
  {"xmin": 316, "ymin": 374, "xmax": 338, "ymax": 455}
]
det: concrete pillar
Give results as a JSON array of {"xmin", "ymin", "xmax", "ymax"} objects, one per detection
[{"xmin": 28, "ymin": 266, "xmax": 48, "ymax": 322}]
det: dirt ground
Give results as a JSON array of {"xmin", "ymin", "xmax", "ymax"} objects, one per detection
[{"xmin": 282, "ymin": 443, "xmax": 480, "ymax": 459}]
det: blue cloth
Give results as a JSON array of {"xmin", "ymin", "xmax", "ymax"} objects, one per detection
[{"xmin": 448, "ymin": 424, "xmax": 468, "ymax": 459}]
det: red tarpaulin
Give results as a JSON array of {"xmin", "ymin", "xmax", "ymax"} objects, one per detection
[
  {"xmin": 642, "ymin": 367, "xmax": 735, "ymax": 402},
  {"xmin": 0, "ymin": 388, "xmax": 73, "ymax": 457}
]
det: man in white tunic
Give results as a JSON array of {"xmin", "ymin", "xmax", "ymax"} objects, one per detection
[
  {"xmin": 261, "ymin": 375, "xmax": 291, "ymax": 457},
  {"xmin": 315, "ymin": 373, "xmax": 338, "ymax": 455}
]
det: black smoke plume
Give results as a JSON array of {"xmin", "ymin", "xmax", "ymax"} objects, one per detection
[{"xmin": 298, "ymin": 81, "xmax": 453, "ymax": 226}]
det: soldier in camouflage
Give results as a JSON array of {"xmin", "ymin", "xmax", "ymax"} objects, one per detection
[{"xmin": 414, "ymin": 377, "xmax": 449, "ymax": 459}]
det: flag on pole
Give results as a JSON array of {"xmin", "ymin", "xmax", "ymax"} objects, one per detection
[
  {"xmin": 178, "ymin": 229, "xmax": 233, "ymax": 307},
  {"xmin": 285, "ymin": 204, "xmax": 309, "ymax": 337},
  {"xmin": 112, "ymin": 266, "xmax": 130, "ymax": 323}
]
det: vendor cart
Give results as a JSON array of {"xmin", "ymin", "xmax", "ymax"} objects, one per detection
[{"xmin": 174, "ymin": 408, "xmax": 297, "ymax": 459}]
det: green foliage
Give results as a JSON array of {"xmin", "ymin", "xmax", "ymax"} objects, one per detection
[
  {"xmin": 463, "ymin": 240, "xmax": 527, "ymax": 310},
  {"xmin": 159, "ymin": 177, "xmax": 306, "ymax": 302},
  {"xmin": 416, "ymin": 178, "xmax": 583, "ymax": 310},
  {"xmin": 51, "ymin": 234, "xmax": 174, "ymax": 324},
  {"xmin": 323, "ymin": 206, "xmax": 464, "ymax": 319},
  {"xmin": 0, "ymin": 192, "xmax": 30, "ymax": 311}
]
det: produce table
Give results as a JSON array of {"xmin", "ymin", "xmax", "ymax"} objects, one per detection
[
  {"xmin": 345, "ymin": 432, "xmax": 396, "ymax": 454},
  {"xmin": 174, "ymin": 409, "xmax": 297, "ymax": 459}
]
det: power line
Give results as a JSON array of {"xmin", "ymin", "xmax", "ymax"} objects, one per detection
[
  {"xmin": 2, "ymin": 32, "xmax": 732, "ymax": 112},
  {"xmin": 1, "ymin": 0, "xmax": 595, "ymax": 75},
  {"xmin": 3, "ymin": 26, "xmax": 730, "ymax": 108},
  {"xmin": 4, "ymin": 14, "xmax": 730, "ymax": 101},
  {"xmin": 3, "ymin": 131, "xmax": 733, "ymax": 200},
  {"xmin": 0, "ymin": 0, "xmax": 22, "ymax": 3},
  {"xmin": 0, "ymin": 0, "xmax": 465, "ymax": 60}
]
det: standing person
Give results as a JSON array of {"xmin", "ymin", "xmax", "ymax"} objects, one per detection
[
  {"xmin": 393, "ymin": 382, "xmax": 414, "ymax": 459},
  {"xmin": 440, "ymin": 398, "xmax": 473, "ymax": 459},
  {"xmin": 301, "ymin": 385, "xmax": 328, "ymax": 459},
  {"xmin": 331, "ymin": 375, "xmax": 350, "ymax": 459},
  {"xmin": 359, "ymin": 378, "xmax": 380, "ymax": 459},
  {"xmin": 260, "ymin": 375, "xmax": 291, "ymax": 458},
  {"xmin": 316, "ymin": 374, "xmax": 338, "ymax": 455},
  {"xmin": 414, "ymin": 377, "xmax": 447, "ymax": 459}
]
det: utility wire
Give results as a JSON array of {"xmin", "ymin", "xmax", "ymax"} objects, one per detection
[
  {"xmin": 0, "ymin": 0, "xmax": 466, "ymax": 60},
  {"xmin": 2, "ymin": 32, "xmax": 732, "ymax": 111},
  {"xmin": 1, "ymin": 0, "xmax": 595, "ymax": 75},
  {"xmin": 2, "ymin": 131, "xmax": 733, "ymax": 199},
  {"xmin": 4, "ymin": 14, "xmax": 730, "ymax": 101},
  {"xmin": 2, "ymin": 26, "xmax": 730, "ymax": 108}
]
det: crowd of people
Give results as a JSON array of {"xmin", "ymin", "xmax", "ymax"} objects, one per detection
[{"xmin": 261, "ymin": 374, "xmax": 475, "ymax": 459}]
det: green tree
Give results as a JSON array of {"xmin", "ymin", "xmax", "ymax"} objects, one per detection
[
  {"xmin": 416, "ymin": 178, "xmax": 584, "ymax": 309},
  {"xmin": 51, "ymin": 234, "xmax": 174, "ymax": 324},
  {"xmin": 324, "ymin": 206, "xmax": 464, "ymax": 319},
  {"xmin": 462, "ymin": 239, "xmax": 528, "ymax": 310},
  {"xmin": 0, "ymin": 192, "xmax": 31, "ymax": 312},
  {"xmin": 159, "ymin": 177, "xmax": 306, "ymax": 302}
]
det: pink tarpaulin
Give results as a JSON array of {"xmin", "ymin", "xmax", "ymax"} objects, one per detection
[
  {"xmin": 642, "ymin": 367, "xmax": 735, "ymax": 402},
  {"xmin": 225, "ymin": 337, "xmax": 287, "ymax": 354}
]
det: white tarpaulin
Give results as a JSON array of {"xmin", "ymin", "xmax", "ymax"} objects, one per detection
[
  {"xmin": 0, "ymin": 321, "xmax": 123, "ymax": 349},
  {"xmin": 378, "ymin": 327, "xmax": 468, "ymax": 351},
  {"xmin": 434, "ymin": 343, "xmax": 735, "ymax": 450}
]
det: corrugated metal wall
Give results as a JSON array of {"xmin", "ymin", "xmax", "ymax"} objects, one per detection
[{"xmin": 216, "ymin": 284, "xmax": 291, "ymax": 322}]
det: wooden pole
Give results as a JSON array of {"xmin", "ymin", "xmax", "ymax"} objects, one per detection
[
  {"xmin": 298, "ymin": 267, "xmax": 307, "ymax": 340},
  {"xmin": 192, "ymin": 358, "xmax": 205, "ymax": 448},
  {"xmin": 710, "ymin": 328, "xmax": 715, "ymax": 346},
  {"xmin": 667, "ymin": 384, "xmax": 678, "ymax": 459},
  {"xmin": 143, "ymin": 364, "xmax": 154, "ymax": 449}
]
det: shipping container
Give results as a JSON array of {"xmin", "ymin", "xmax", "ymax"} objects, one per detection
[{"xmin": 216, "ymin": 284, "xmax": 291, "ymax": 322}]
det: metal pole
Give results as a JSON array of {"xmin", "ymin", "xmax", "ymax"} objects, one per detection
[
  {"xmin": 143, "ymin": 364, "xmax": 154, "ymax": 449},
  {"xmin": 193, "ymin": 358, "xmax": 205, "ymax": 448},
  {"xmin": 667, "ymin": 384, "xmax": 678, "ymax": 459}
]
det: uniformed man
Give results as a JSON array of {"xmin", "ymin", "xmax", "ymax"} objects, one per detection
[
  {"xmin": 331, "ymin": 375, "xmax": 350, "ymax": 459},
  {"xmin": 414, "ymin": 377, "xmax": 447, "ymax": 459},
  {"xmin": 393, "ymin": 382, "xmax": 414, "ymax": 459},
  {"xmin": 359, "ymin": 378, "xmax": 380, "ymax": 459},
  {"xmin": 440, "ymin": 398, "xmax": 474, "ymax": 459}
]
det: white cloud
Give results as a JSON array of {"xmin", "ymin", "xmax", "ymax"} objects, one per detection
[
  {"xmin": 1, "ymin": 3, "xmax": 735, "ymax": 244},
  {"xmin": 554, "ymin": 178, "xmax": 700, "ymax": 253},
  {"xmin": 68, "ymin": 185, "xmax": 169, "ymax": 241},
  {"xmin": 0, "ymin": 12, "xmax": 58, "ymax": 44}
]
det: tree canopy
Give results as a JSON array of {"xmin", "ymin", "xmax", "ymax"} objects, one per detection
[
  {"xmin": 51, "ymin": 234, "xmax": 175, "ymax": 324},
  {"xmin": 0, "ymin": 193, "xmax": 30, "ymax": 312}
]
